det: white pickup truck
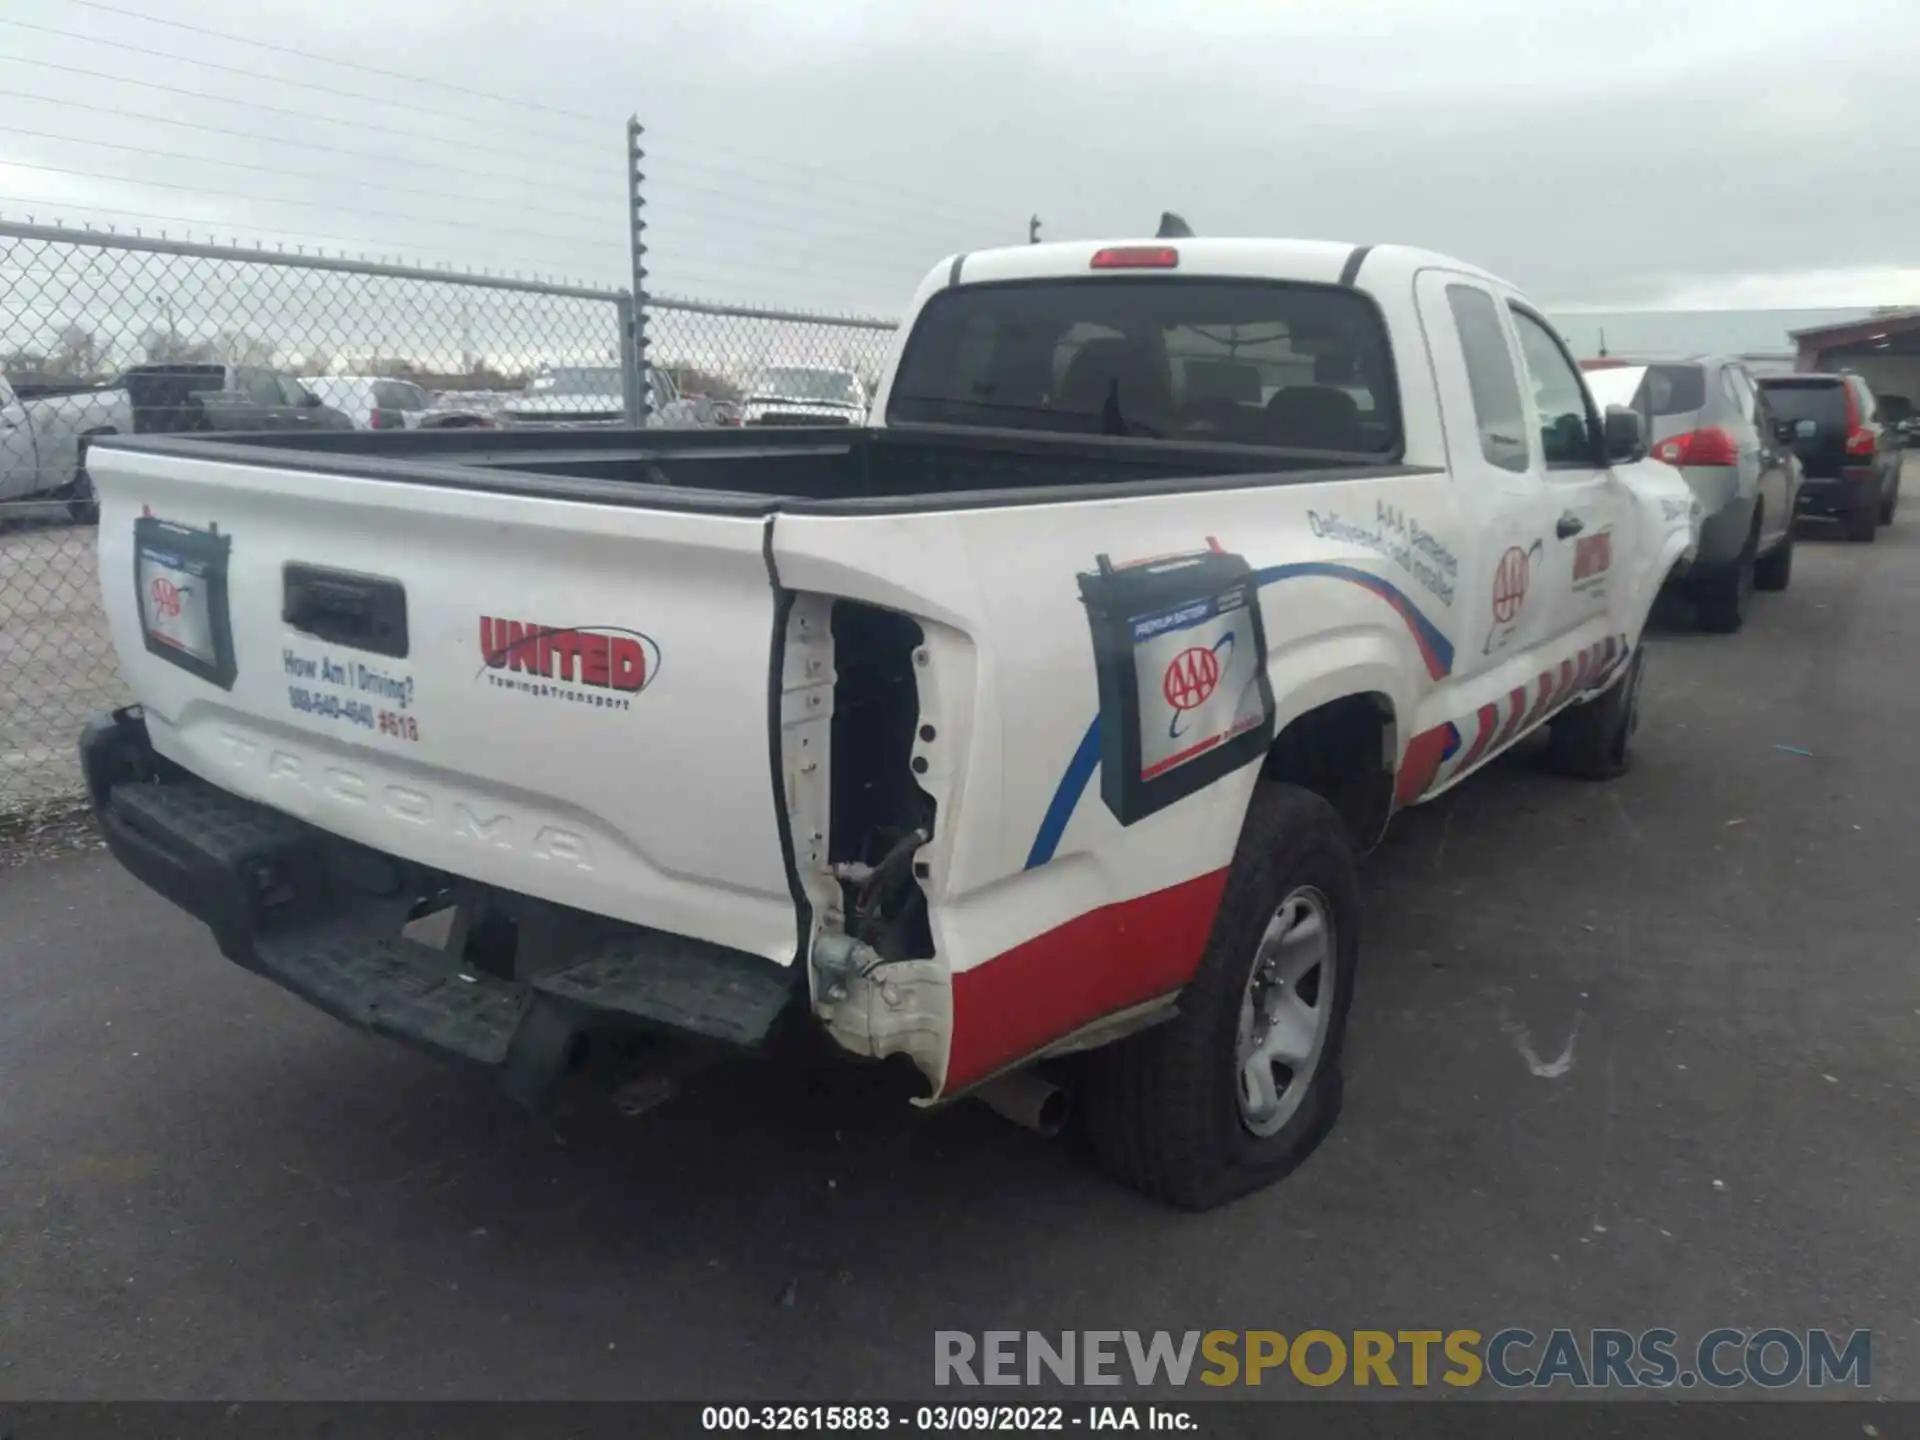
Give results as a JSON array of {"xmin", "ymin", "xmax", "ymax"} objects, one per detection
[
  {"xmin": 80, "ymin": 236, "xmax": 1696, "ymax": 1210},
  {"xmin": 0, "ymin": 372, "xmax": 132, "ymax": 519}
]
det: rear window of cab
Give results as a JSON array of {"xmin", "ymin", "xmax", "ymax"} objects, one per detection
[{"xmin": 887, "ymin": 277, "xmax": 1401, "ymax": 456}]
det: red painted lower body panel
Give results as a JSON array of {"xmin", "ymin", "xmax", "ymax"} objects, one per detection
[
  {"xmin": 944, "ymin": 867, "xmax": 1230, "ymax": 1091},
  {"xmin": 1394, "ymin": 723, "xmax": 1454, "ymax": 806}
]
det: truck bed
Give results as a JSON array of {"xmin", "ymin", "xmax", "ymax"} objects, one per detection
[{"xmin": 96, "ymin": 424, "xmax": 1430, "ymax": 514}]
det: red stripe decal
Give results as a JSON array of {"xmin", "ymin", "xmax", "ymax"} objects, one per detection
[
  {"xmin": 1521, "ymin": 669, "xmax": 1558, "ymax": 730},
  {"xmin": 1395, "ymin": 723, "xmax": 1455, "ymax": 806},
  {"xmin": 1139, "ymin": 732, "xmax": 1226, "ymax": 781},
  {"xmin": 1459, "ymin": 702, "xmax": 1501, "ymax": 771},
  {"xmin": 945, "ymin": 868, "xmax": 1230, "ymax": 1091},
  {"xmin": 1493, "ymin": 685, "xmax": 1530, "ymax": 751}
]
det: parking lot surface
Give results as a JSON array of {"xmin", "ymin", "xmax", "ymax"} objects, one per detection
[{"xmin": 3, "ymin": 498, "xmax": 1917, "ymax": 1401}]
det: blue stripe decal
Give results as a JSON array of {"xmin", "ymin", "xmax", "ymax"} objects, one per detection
[
  {"xmin": 1248, "ymin": 562, "xmax": 1454, "ymax": 678},
  {"xmin": 1021, "ymin": 563, "xmax": 1453, "ymax": 871},
  {"xmin": 1024, "ymin": 715, "xmax": 1102, "ymax": 871}
]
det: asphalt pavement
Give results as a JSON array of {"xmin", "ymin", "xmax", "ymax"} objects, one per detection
[{"xmin": 3, "ymin": 498, "xmax": 1917, "ymax": 1402}]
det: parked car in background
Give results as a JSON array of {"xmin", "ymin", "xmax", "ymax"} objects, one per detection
[
  {"xmin": 738, "ymin": 365, "xmax": 869, "ymax": 426},
  {"xmin": 1581, "ymin": 355, "xmax": 1799, "ymax": 631},
  {"xmin": 300, "ymin": 376, "xmax": 497, "ymax": 431},
  {"xmin": 1, "ymin": 370, "xmax": 133, "ymax": 520},
  {"xmin": 1873, "ymin": 392, "xmax": 1916, "ymax": 447},
  {"xmin": 428, "ymin": 389, "xmax": 516, "ymax": 425},
  {"xmin": 122, "ymin": 364, "xmax": 356, "ymax": 437},
  {"xmin": 1755, "ymin": 372, "xmax": 1902, "ymax": 541},
  {"xmin": 497, "ymin": 364, "xmax": 706, "ymax": 429}
]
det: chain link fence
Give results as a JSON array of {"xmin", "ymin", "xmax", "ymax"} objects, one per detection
[
  {"xmin": 650, "ymin": 296, "xmax": 899, "ymax": 417},
  {"xmin": 0, "ymin": 219, "xmax": 903, "ymax": 817}
]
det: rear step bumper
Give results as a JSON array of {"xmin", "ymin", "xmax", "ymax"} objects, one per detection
[
  {"xmin": 1796, "ymin": 466, "xmax": 1878, "ymax": 515},
  {"xmin": 79, "ymin": 708, "xmax": 803, "ymax": 1099}
]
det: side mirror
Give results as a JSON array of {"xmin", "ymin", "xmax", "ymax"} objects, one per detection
[
  {"xmin": 301, "ymin": 390, "xmax": 322, "ymax": 407},
  {"xmin": 1602, "ymin": 404, "xmax": 1645, "ymax": 463}
]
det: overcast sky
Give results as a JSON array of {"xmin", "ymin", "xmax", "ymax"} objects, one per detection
[{"xmin": 2, "ymin": 0, "xmax": 1917, "ymax": 320}]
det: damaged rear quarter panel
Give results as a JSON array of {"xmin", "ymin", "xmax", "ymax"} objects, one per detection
[{"xmin": 771, "ymin": 474, "xmax": 1456, "ymax": 1095}]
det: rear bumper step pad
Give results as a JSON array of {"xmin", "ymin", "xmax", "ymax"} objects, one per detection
[{"xmin": 80, "ymin": 708, "xmax": 801, "ymax": 1087}]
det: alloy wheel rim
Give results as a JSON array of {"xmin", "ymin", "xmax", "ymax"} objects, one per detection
[{"xmin": 1235, "ymin": 887, "xmax": 1336, "ymax": 1138}]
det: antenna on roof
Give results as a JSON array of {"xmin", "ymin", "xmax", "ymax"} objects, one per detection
[{"xmin": 1156, "ymin": 212, "xmax": 1194, "ymax": 239}]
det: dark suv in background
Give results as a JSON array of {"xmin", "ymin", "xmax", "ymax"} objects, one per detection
[
  {"xmin": 1756, "ymin": 372, "xmax": 1903, "ymax": 542},
  {"xmin": 123, "ymin": 364, "xmax": 356, "ymax": 435}
]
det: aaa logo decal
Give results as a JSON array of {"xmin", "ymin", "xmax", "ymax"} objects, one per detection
[
  {"xmin": 1492, "ymin": 546, "xmax": 1530, "ymax": 623},
  {"xmin": 150, "ymin": 575, "xmax": 185, "ymax": 619},
  {"xmin": 1163, "ymin": 634, "xmax": 1234, "ymax": 739}
]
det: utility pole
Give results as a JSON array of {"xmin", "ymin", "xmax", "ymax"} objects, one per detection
[
  {"xmin": 1029, "ymin": 214, "xmax": 1042, "ymax": 245},
  {"xmin": 625, "ymin": 116, "xmax": 651, "ymax": 425}
]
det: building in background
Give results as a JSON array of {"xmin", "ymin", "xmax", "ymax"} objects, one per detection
[
  {"xmin": 1551, "ymin": 308, "xmax": 1875, "ymax": 361},
  {"xmin": 1790, "ymin": 309, "xmax": 1920, "ymax": 406}
]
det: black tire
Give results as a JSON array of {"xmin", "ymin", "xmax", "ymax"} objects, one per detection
[
  {"xmin": 1880, "ymin": 471, "xmax": 1899, "ymax": 524},
  {"xmin": 65, "ymin": 467, "xmax": 98, "ymax": 526},
  {"xmin": 1692, "ymin": 519, "xmax": 1757, "ymax": 633},
  {"xmin": 1753, "ymin": 522, "xmax": 1793, "ymax": 592},
  {"xmin": 1547, "ymin": 646, "xmax": 1644, "ymax": 781},
  {"xmin": 1846, "ymin": 483, "xmax": 1879, "ymax": 542},
  {"xmin": 1079, "ymin": 783, "xmax": 1359, "ymax": 1211}
]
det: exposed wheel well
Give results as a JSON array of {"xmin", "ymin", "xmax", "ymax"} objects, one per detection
[
  {"xmin": 1261, "ymin": 692, "xmax": 1395, "ymax": 851},
  {"xmin": 71, "ymin": 427, "xmax": 117, "ymax": 488}
]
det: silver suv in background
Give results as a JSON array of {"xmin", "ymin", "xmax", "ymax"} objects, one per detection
[
  {"xmin": 300, "ymin": 376, "xmax": 434, "ymax": 430},
  {"xmin": 497, "ymin": 365, "xmax": 708, "ymax": 429},
  {"xmin": 300, "ymin": 376, "xmax": 498, "ymax": 430},
  {"xmin": 1581, "ymin": 355, "xmax": 1799, "ymax": 633},
  {"xmin": 738, "ymin": 365, "xmax": 869, "ymax": 426}
]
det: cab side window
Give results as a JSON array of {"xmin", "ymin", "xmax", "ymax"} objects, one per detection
[
  {"xmin": 1509, "ymin": 308, "xmax": 1597, "ymax": 467},
  {"xmin": 1444, "ymin": 284, "xmax": 1529, "ymax": 474}
]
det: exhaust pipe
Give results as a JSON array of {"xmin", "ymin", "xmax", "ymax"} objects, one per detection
[{"xmin": 974, "ymin": 1070, "xmax": 1070, "ymax": 1138}]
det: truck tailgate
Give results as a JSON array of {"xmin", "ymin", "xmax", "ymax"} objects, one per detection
[{"xmin": 91, "ymin": 444, "xmax": 802, "ymax": 966}]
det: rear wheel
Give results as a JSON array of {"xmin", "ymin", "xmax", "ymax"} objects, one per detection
[
  {"xmin": 1847, "ymin": 481, "xmax": 1880, "ymax": 542},
  {"xmin": 65, "ymin": 466, "xmax": 98, "ymax": 526},
  {"xmin": 1547, "ymin": 646, "xmax": 1644, "ymax": 781},
  {"xmin": 1693, "ymin": 517, "xmax": 1757, "ymax": 633},
  {"xmin": 1080, "ymin": 783, "xmax": 1359, "ymax": 1211},
  {"xmin": 1753, "ymin": 521, "xmax": 1793, "ymax": 592},
  {"xmin": 1880, "ymin": 469, "xmax": 1899, "ymax": 524}
]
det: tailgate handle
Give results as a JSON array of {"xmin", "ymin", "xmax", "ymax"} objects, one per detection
[{"xmin": 282, "ymin": 565, "xmax": 409, "ymax": 658}]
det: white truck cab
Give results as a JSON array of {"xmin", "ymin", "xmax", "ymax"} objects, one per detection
[{"xmin": 80, "ymin": 234, "xmax": 1695, "ymax": 1209}]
